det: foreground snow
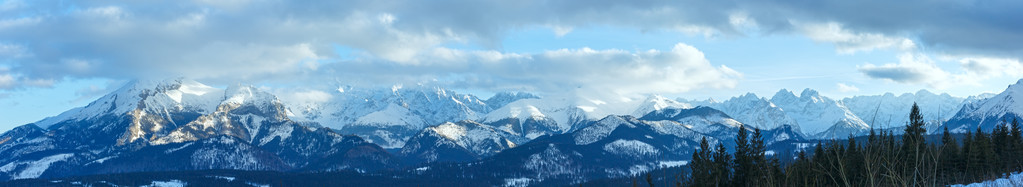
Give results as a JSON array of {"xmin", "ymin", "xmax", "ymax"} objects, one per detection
[{"xmin": 951, "ymin": 172, "xmax": 1023, "ymax": 187}]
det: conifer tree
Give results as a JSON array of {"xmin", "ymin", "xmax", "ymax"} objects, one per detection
[
  {"xmin": 732, "ymin": 125, "xmax": 751, "ymax": 186},
  {"xmin": 712, "ymin": 143, "xmax": 732, "ymax": 187},
  {"xmin": 902, "ymin": 103, "xmax": 927, "ymax": 184},
  {"xmin": 993, "ymin": 120, "xmax": 1010, "ymax": 174},
  {"xmin": 844, "ymin": 136, "xmax": 862, "ymax": 186},
  {"xmin": 1011, "ymin": 119, "xmax": 1023, "ymax": 171},
  {"xmin": 939, "ymin": 127, "xmax": 961, "ymax": 184},
  {"xmin": 688, "ymin": 137, "xmax": 712, "ymax": 187},
  {"xmin": 751, "ymin": 128, "xmax": 767, "ymax": 185}
]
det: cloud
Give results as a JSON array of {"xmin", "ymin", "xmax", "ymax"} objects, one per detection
[
  {"xmin": 71, "ymin": 80, "xmax": 126, "ymax": 103},
  {"xmin": 274, "ymin": 89, "xmax": 333, "ymax": 106},
  {"xmin": 837, "ymin": 83, "xmax": 860, "ymax": 92},
  {"xmin": 858, "ymin": 53, "xmax": 954, "ymax": 88},
  {"xmin": 317, "ymin": 43, "xmax": 742, "ymax": 98},
  {"xmin": 858, "ymin": 53, "xmax": 1023, "ymax": 89},
  {"xmin": 0, "ymin": 0, "xmax": 1019, "ymax": 94},
  {"xmin": 798, "ymin": 22, "xmax": 916, "ymax": 54},
  {"xmin": 958, "ymin": 57, "xmax": 1023, "ymax": 78},
  {"xmin": 0, "ymin": 73, "xmax": 13, "ymax": 89}
]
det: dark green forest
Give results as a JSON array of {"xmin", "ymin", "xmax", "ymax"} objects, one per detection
[{"xmin": 615, "ymin": 103, "xmax": 1023, "ymax": 187}]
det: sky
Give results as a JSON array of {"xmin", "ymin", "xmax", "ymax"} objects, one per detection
[{"xmin": 1, "ymin": 0, "xmax": 1022, "ymax": 131}]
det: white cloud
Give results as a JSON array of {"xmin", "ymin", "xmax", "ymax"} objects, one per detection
[
  {"xmin": 836, "ymin": 83, "xmax": 860, "ymax": 92},
  {"xmin": 275, "ymin": 89, "xmax": 333, "ymax": 105},
  {"xmin": 0, "ymin": 43, "xmax": 27, "ymax": 58},
  {"xmin": 0, "ymin": 0, "xmax": 24, "ymax": 12},
  {"xmin": 798, "ymin": 22, "xmax": 916, "ymax": 54},
  {"xmin": 859, "ymin": 53, "xmax": 1023, "ymax": 90},
  {"xmin": 0, "ymin": 0, "xmax": 1019, "ymax": 94},
  {"xmin": 318, "ymin": 43, "xmax": 742, "ymax": 98},
  {"xmin": 958, "ymin": 57, "xmax": 1023, "ymax": 78},
  {"xmin": 0, "ymin": 73, "xmax": 13, "ymax": 89}
]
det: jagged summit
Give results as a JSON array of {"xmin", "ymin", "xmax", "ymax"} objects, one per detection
[
  {"xmin": 486, "ymin": 92, "xmax": 541, "ymax": 109},
  {"xmin": 735, "ymin": 92, "xmax": 760, "ymax": 100},
  {"xmin": 944, "ymin": 78, "xmax": 1023, "ymax": 132},
  {"xmin": 768, "ymin": 88, "xmax": 869, "ymax": 138},
  {"xmin": 631, "ymin": 95, "xmax": 693, "ymax": 117},
  {"xmin": 771, "ymin": 89, "xmax": 798, "ymax": 101},
  {"xmin": 34, "ymin": 78, "xmax": 225, "ymax": 129},
  {"xmin": 799, "ymin": 88, "xmax": 820, "ymax": 98}
]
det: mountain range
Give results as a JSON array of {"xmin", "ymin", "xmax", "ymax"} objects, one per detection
[{"xmin": 2, "ymin": 78, "xmax": 1021, "ymax": 185}]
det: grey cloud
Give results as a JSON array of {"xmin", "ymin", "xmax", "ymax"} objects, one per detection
[
  {"xmin": 0, "ymin": 0, "xmax": 1018, "ymax": 92},
  {"xmin": 858, "ymin": 66, "xmax": 929, "ymax": 83}
]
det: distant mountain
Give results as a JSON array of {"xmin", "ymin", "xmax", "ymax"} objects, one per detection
[
  {"xmin": 288, "ymin": 85, "xmax": 496, "ymax": 149},
  {"xmin": 769, "ymin": 89, "xmax": 870, "ymax": 139},
  {"xmin": 0, "ymin": 79, "xmax": 394, "ymax": 181},
  {"xmin": 398, "ymin": 120, "xmax": 517, "ymax": 164},
  {"xmin": 944, "ymin": 79, "xmax": 1023, "ymax": 133},
  {"xmin": 631, "ymin": 95, "xmax": 693, "ymax": 117},
  {"xmin": 687, "ymin": 93, "xmax": 798, "ymax": 132},
  {"xmin": 485, "ymin": 92, "xmax": 541, "ymax": 110},
  {"xmin": 403, "ymin": 107, "xmax": 806, "ymax": 186},
  {"xmin": 685, "ymin": 89, "xmax": 868, "ymax": 139},
  {"xmin": 843, "ymin": 90, "xmax": 965, "ymax": 132},
  {"xmin": 480, "ymin": 98, "xmax": 593, "ymax": 141}
]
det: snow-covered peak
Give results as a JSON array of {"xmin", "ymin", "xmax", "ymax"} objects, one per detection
[
  {"xmin": 482, "ymin": 98, "xmax": 589, "ymax": 134},
  {"xmin": 799, "ymin": 88, "xmax": 820, "ymax": 98},
  {"xmin": 222, "ymin": 85, "xmax": 278, "ymax": 106},
  {"xmin": 771, "ymin": 89, "xmax": 798, "ymax": 102},
  {"xmin": 574, "ymin": 115, "xmax": 636, "ymax": 145},
  {"xmin": 735, "ymin": 93, "xmax": 761, "ymax": 101},
  {"xmin": 770, "ymin": 88, "xmax": 868, "ymax": 136},
  {"xmin": 403, "ymin": 120, "xmax": 517, "ymax": 160},
  {"xmin": 484, "ymin": 100, "xmax": 547, "ymax": 122},
  {"xmin": 354, "ymin": 103, "xmax": 426, "ymax": 127},
  {"xmin": 915, "ymin": 89, "xmax": 935, "ymax": 96},
  {"xmin": 700, "ymin": 93, "xmax": 799, "ymax": 131},
  {"xmin": 485, "ymin": 92, "xmax": 541, "ymax": 109},
  {"xmin": 34, "ymin": 78, "xmax": 225, "ymax": 129},
  {"xmin": 631, "ymin": 95, "xmax": 693, "ymax": 117},
  {"xmin": 296, "ymin": 84, "xmax": 491, "ymax": 129},
  {"xmin": 949, "ymin": 79, "xmax": 1023, "ymax": 123},
  {"xmin": 843, "ymin": 90, "xmax": 964, "ymax": 129}
]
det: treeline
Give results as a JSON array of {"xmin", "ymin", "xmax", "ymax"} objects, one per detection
[{"xmin": 677, "ymin": 103, "xmax": 1023, "ymax": 186}]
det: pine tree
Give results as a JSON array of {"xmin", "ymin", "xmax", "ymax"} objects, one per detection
[
  {"xmin": 979, "ymin": 127, "xmax": 998, "ymax": 179},
  {"xmin": 712, "ymin": 143, "xmax": 732, "ymax": 187},
  {"xmin": 844, "ymin": 136, "xmax": 862, "ymax": 186},
  {"xmin": 939, "ymin": 127, "xmax": 961, "ymax": 184},
  {"xmin": 962, "ymin": 130, "xmax": 975, "ymax": 181},
  {"xmin": 732, "ymin": 125, "xmax": 751, "ymax": 186},
  {"xmin": 902, "ymin": 103, "xmax": 927, "ymax": 184},
  {"xmin": 992, "ymin": 120, "xmax": 1010, "ymax": 175},
  {"xmin": 688, "ymin": 137, "xmax": 712, "ymax": 187},
  {"xmin": 751, "ymin": 128, "xmax": 768, "ymax": 185},
  {"xmin": 1011, "ymin": 119, "xmax": 1023, "ymax": 171},
  {"xmin": 968, "ymin": 127, "xmax": 996, "ymax": 180}
]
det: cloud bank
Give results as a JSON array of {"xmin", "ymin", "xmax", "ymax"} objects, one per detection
[{"xmin": 0, "ymin": 0, "xmax": 1019, "ymax": 95}]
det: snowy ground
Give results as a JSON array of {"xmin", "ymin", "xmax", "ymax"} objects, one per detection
[{"xmin": 951, "ymin": 172, "xmax": 1023, "ymax": 187}]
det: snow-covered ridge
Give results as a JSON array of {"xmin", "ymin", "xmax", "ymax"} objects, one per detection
[
  {"xmin": 843, "ymin": 90, "xmax": 965, "ymax": 129},
  {"xmin": 688, "ymin": 93, "xmax": 797, "ymax": 131},
  {"xmin": 34, "ymin": 78, "xmax": 226, "ymax": 129},
  {"xmin": 769, "ymin": 89, "xmax": 868, "ymax": 137},
  {"xmin": 945, "ymin": 79, "xmax": 1023, "ymax": 132},
  {"xmin": 482, "ymin": 98, "xmax": 592, "ymax": 139},
  {"xmin": 632, "ymin": 95, "xmax": 693, "ymax": 117}
]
